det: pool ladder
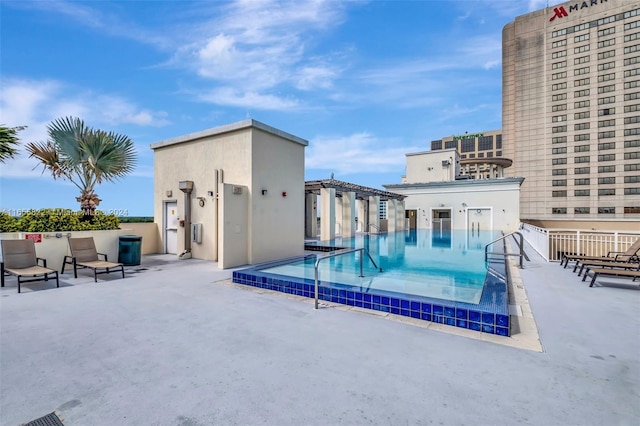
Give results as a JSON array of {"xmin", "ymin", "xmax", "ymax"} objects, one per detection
[
  {"xmin": 484, "ymin": 231, "xmax": 529, "ymax": 269},
  {"xmin": 314, "ymin": 248, "xmax": 382, "ymax": 309}
]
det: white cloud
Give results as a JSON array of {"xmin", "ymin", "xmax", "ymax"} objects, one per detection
[
  {"xmin": 306, "ymin": 132, "xmax": 422, "ymax": 175},
  {"xmin": 197, "ymin": 87, "xmax": 299, "ymax": 110},
  {"xmin": 0, "ymin": 78, "xmax": 170, "ymax": 179}
]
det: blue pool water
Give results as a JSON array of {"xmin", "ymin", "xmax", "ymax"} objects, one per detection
[{"xmin": 233, "ymin": 229, "xmax": 510, "ymax": 336}]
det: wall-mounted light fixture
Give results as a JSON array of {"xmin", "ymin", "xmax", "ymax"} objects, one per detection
[
  {"xmin": 166, "ymin": 190, "xmax": 173, "ymax": 197},
  {"xmin": 261, "ymin": 189, "xmax": 268, "ymax": 195},
  {"xmin": 196, "ymin": 196, "xmax": 206, "ymax": 207}
]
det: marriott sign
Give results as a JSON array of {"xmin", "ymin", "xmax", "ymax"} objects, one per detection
[{"xmin": 550, "ymin": 0, "xmax": 608, "ymax": 22}]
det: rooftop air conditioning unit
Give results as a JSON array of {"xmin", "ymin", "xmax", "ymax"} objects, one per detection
[{"xmin": 442, "ymin": 160, "xmax": 450, "ymax": 166}]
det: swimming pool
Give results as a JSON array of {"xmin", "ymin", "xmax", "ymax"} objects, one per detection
[{"xmin": 233, "ymin": 229, "xmax": 510, "ymax": 336}]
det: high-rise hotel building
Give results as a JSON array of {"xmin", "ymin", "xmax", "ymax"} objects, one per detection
[{"xmin": 503, "ymin": 0, "xmax": 640, "ymax": 222}]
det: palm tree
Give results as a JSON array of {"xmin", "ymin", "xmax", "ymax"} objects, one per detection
[
  {"xmin": 26, "ymin": 117, "xmax": 137, "ymax": 218},
  {"xmin": 0, "ymin": 125, "xmax": 26, "ymax": 163}
]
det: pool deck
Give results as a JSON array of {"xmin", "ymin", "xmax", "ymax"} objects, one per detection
[{"xmin": 1, "ymin": 241, "xmax": 639, "ymax": 425}]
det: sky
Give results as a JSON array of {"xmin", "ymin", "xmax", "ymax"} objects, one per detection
[{"xmin": 0, "ymin": 0, "xmax": 564, "ymax": 216}]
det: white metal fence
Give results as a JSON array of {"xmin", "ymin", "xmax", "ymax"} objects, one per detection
[{"xmin": 520, "ymin": 223, "xmax": 640, "ymax": 262}]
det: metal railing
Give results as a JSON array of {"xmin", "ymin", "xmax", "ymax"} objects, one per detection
[
  {"xmin": 484, "ymin": 231, "xmax": 527, "ymax": 268},
  {"xmin": 368, "ymin": 223, "xmax": 381, "ymax": 233},
  {"xmin": 520, "ymin": 223, "xmax": 640, "ymax": 262},
  {"xmin": 314, "ymin": 248, "xmax": 382, "ymax": 309}
]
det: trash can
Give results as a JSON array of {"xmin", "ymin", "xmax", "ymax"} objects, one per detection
[{"xmin": 118, "ymin": 235, "xmax": 142, "ymax": 266}]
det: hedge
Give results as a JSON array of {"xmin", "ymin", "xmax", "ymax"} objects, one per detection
[{"xmin": 0, "ymin": 209, "xmax": 120, "ymax": 232}]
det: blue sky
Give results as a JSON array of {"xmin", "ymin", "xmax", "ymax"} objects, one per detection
[{"xmin": 0, "ymin": 0, "xmax": 562, "ymax": 216}]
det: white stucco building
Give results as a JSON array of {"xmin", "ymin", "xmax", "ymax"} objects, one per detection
[{"xmin": 150, "ymin": 119, "xmax": 308, "ymax": 269}]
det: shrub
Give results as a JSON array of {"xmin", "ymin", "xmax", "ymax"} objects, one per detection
[
  {"xmin": 0, "ymin": 212, "xmax": 18, "ymax": 232},
  {"xmin": 3, "ymin": 208, "xmax": 121, "ymax": 232}
]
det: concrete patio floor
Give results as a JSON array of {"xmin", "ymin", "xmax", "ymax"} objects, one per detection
[{"xmin": 1, "ymin": 244, "xmax": 639, "ymax": 425}]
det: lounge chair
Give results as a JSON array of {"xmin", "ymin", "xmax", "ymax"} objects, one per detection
[
  {"xmin": 561, "ymin": 238, "xmax": 640, "ymax": 268},
  {"xmin": 1, "ymin": 239, "xmax": 59, "ymax": 293},
  {"xmin": 575, "ymin": 260, "xmax": 640, "ymax": 277},
  {"xmin": 585, "ymin": 264, "xmax": 640, "ymax": 287},
  {"xmin": 62, "ymin": 237, "xmax": 124, "ymax": 282}
]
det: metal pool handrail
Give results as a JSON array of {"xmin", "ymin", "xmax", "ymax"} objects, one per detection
[
  {"xmin": 314, "ymin": 248, "xmax": 382, "ymax": 309},
  {"xmin": 484, "ymin": 231, "xmax": 527, "ymax": 268}
]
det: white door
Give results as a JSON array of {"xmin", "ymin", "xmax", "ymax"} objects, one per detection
[{"xmin": 164, "ymin": 201, "xmax": 178, "ymax": 254}]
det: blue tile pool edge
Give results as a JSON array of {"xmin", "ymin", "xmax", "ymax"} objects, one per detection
[{"xmin": 232, "ymin": 255, "xmax": 510, "ymax": 337}]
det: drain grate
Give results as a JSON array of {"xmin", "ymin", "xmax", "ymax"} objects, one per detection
[{"xmin": 23, "ymin": 412, "xmax": 64, "ymax": 426}]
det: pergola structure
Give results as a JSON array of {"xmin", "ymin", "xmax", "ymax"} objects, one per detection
[{"xmin": 304, "ymin": 179, "xmax": 406, "ymax": 240}]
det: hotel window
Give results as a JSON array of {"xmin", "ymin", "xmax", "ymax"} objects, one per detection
[
  {"xmin": 625, "ymin": 92, "xmax": 640, "ymax": 101},
  {"xmin": 552, "ymin": 190, "xmax": 567, "ymax": 197},
  {"xmin": 625, "ymin": 68, "xmax": 640, "ymax": 77},
  {"xmin": 625, "ymin": 176, "xmax": 640, "ymax": 183},
  {"xmin": 625, "ymin": 164, "xmax": 640, "ymax": 171},
  {"xmin": 468, "ymin": 154, "xmax": 475, "ymax": 158},
  {"xmin": 599, "ymin": 108, "xmax": 615, "ymax": 116},
  {"xmin": 574, "ymin": 190, "xmax": 590, "ymax": 196},
  {"xmin": 625, "ymin": 81, "xmax": 640, "ymax": 89},
  {"xmin": 574, "ymin": 56, "xmax": 589, "ymax": 65},
  {"xmin": 598, "ymin": 165, "xmax": 616, "ymax": 173},
  {"xmin": 486, "ymin": 152, "xmax": 493, "ymax": 158},
  {"xmin": 445, "ymin": 141, "xmax": 456, "ymax": 149},
  {"xmin": 625, "ymin": 206, "xmax": 640, "ymax": 213},
  {"xmin": 574, "ymin": 89, "xmax": 590, "ymax": 98},
  {"xmin": 625, "ymin": 45, "xmax": 640, "ymax": 54},
  {"xmin": 478, "ymin": 136, "xmax": 493, "ymax": 151},
  {"xmin": 575, "ymin": 178, "xmax": 590, "ymax": 185},
  {"xmin": 624, "ymin": 32, "xmax": 640, "ymax": 42},
  {"xmin": 552, "ymin": 126, "xmax": 567, "ymax": 133},
  {"xmin": 625, "ymin": 152, "xmax": 640, "ymax": 159},
  {"xmin": 575, "ymin": 67, "xmax": 590, "ymax": 76},
  {"xmin": 598, "ymin": 96, "xmax": 615, "ymax": 105},
  {"xmin": 598, "ymin": 15, "xmax": 616, "ymax": 25},
  {"xmin": 552, "ymin": 104, "xmax": 567, "ymax": 112},
  {"xmin": 461, "ymin": 139, "xmax": 475, "ymax": 152},
  {"xmin": 553, "ymin": 136, "xmax": 567, "ymax": 144},
  {"xmin": 575, "ymin": 100, "xmax": 590, "ymax": 108},
  {"xmin": 598, "ymin": 27, "xmax": 615, "ymax": 37},
  {"xmin": 575, "ymin": 45, "xmax": 590, "ymax": 54},
  {"xmin": 552, "ymin": 115, "xmax": 567, "ymax": 122},
  {"xmin": 552, "ymin": 158, "xmax": 567, "ymax": 165},
  {"xmin": 575, "ymin": 145, "xmax": 590, "ymax": 152},
  {"xmin": 575, "ymin": 111, "xmax": 590, "ymax": 120},
  {"xmin": 575, "ymin": 167, "xmax": 590, "ymax": 174},
  {"xmin": 575, "ymin": 78, "xmax": 590, "ymax": 87},
  {"xmin": 575, "ymin": 134, "xmax": 590, "ymax": 141},
  {"xmin": 598, "ymin": 84, "xmax": 615, "ymax": 94},
  {"xmin": 552, "ymin": 72, "xmax": 567, "ymax": 80},
  {"xmin": 552, "ymin": 29, "xmax": 567, "ymax": 38},
  {"xmin": 625, "ymin": 188, "xmax": 640, "ymax": 195},
  {"xmin": 598, "ymin": 73, "xmax": 615, "ymax": 82},
  {"xmin": 598, "ymin": 142, "xmax": 615, "ymax": 150},
  {"xmin": 552, "ymin": 169, "xmax": 567, "ymax": 176},
  {"xmin": 598, "ymin": 131, "xmax": 615, "ymax": 139},
  {"xmin": 552, "ymin": 147, "xmax": 567, "ymax": 154},
  {"xmin": 624, "ymin": 21, "xmax": 640, "ymax": 31},
  {"xmin": 552, "ymin": 179, "xmax": 567, "ymax": 186},
  {"xmin": 574, "ymin": 207, "xmax": 590, "ymax": 214},
  {"xmin": 597, "ymin": 39, "xmax": 615, "ymax": 48},
  {"xmin": 575, "ymin": 156, "xmax": 590, "ymax": 163},
  {"xmin": 624, "ymin": 128, "xmax": 640, "ymax": 136},
  {"xmin": 552, "ymin": 39, "xmax": 567, "ymax": 49},
  {"xmin": 598, "ymin": 119, "xmax": 615, "ymax": 128},
  {"xmin": 624, "ymin": 56, "xmax": 640, "ymax": 66},
  {"xmin": 625, "ymin": 140, "xmax": 640, "ymax": 148},
  {"xmin": 598, "ymin": 189, "xmax": 615, "ymax": 196},
  {"xmin": 598, "ymin": 153, "xmax": 616, "ymax": 161},
  {"xmin": 552, "ymin": 93, "xmax": 567, "ymax": 101},
  {"xmin": 598, "ymin": 50, "xmax": 615, "ymax": 60},
  {"xmin": 431, "ymin": 140, "xmax": 443, "ymax": 150},
  {"xmin": 552, "ymin": 208, "xmax": 567, "ymax": 214},
  {"xmin": 625, "ymin": 104, "xmax": 640, "ymax": 112},
  {"xmin": 598, "ymin": 207, "xmax": 615, "ymax": 214},
  {"xmin": 552, "ymin": 82, "xmax": 567, "ymax": 90},
  {"xmin": 598, "ymin": 62, "xmax": 615, "ymax": 71},
  {"xmin": 624, "ymin": 9, "xmax": 640, "ymax": 19},
  {"xmin": 575, "ymin": 34, "xmax": 590, "ymax": 43},
  {"xmin": 574, "ymin": 123, "xmax": 590, "ymax": 131},
  {"xmin": 598, "ymin": 177, "xmax": 615, "ymax": 184},
  {"xmin": 496, "ymin": 135, "xmax": 502, "ymax": 149},
  {"xmin": 574, "ymin": 22, "xmax": 589, "ymax": 32},
  {"xmin": 626, "ymin": 117, "xmax": 640, "ymax": 125},
  {"xmin": 478, "ymin": 153, "xmax": 484, "ymax": 158},
  {"xmin": 496, "ymin": 151, "xmax": 502, "ymax": 156},
  {"xmin": 552, "ymin": 50, "xmax": 567, "ymax": 59},
  {"xmin": 552, "ymin": 61, "xmax": 567, "ymax": 69}
]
